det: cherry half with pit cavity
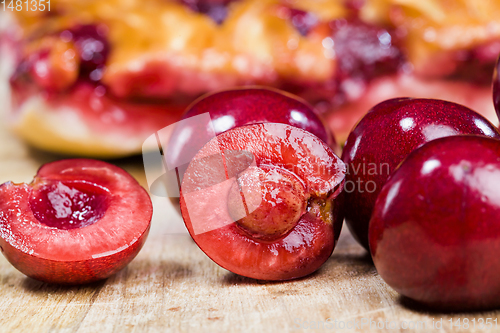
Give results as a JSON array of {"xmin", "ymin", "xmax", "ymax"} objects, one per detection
[
  {"xmin": 180, "ymin": 123, "xmax": 345, "ymax": 280},
  {"xmin": 0, "ymin": 159, "xmax": 152, "ymax": 284}
]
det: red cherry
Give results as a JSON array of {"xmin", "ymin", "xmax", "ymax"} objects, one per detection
[
  {"xmin": 370, "ymin": 135, "xmax": 500, "ymax": 310},
  {"xmin": 0, "ymin": 159, "xmax": 152, "ymax": 284},
  {"xmin": 341, "ymin": 98, "xmax": 500, "ymax": 251},
  {"xmin": 180, "ymin": 123, "xmax": 345, "ymax": 280},
  {"xmin": 166, "ymin": 86, "xmax": 334, "ymax": 176},
  {"xmin": 162, "ymin": 87, "xmax": 335, "ymax": 201}
]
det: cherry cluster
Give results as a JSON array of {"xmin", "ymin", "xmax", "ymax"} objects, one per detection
[{"xmin": 3, "ymin": 67, "xmax": 500, "ymax": 311}]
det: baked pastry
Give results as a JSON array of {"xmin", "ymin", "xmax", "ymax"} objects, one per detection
[
  {"xmin": 1, "ymin": 0, "xmax": 499, "ymax": 157},
  {"xmin": 327, "ymin": 0, "xmax": 500, "ymax": 137}
]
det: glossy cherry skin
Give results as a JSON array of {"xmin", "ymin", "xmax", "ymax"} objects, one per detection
[
  {"xmin": 163, "ymin": 87, "xmax": 335, "ymax": 202},
  {"xmin": 370, "ymin": 135, "xmax": 500, "ymax": 310},
  {"xmin": 341, "ymin": 98, "xmax": 500, "ymax": 251},
  {"xmin": 166, "ymin": 87, "xmax": 335, "ymax": 169},
  {"xmin": 184, "ymin": 87, "xmax": 332, "ymax": 145},
  {"xmin": 179, "ymin": 123, "xmax": 345, "ymax": 280},
  {"xmin": 0, "ymin": 159, "xmax": 152, "ymax": 284}
]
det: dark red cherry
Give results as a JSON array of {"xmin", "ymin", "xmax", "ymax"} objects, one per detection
[
  {"xmin": 0, "ymin": 159, "xmax": 152, "ymax": 284},
  {"xmin": 332, "ymin": 19, "xmax": 403, "ymax": 82},
  {"xmin": 163, "ymin": 87, "xmax": 335, "ymax": 198},
  {"xmin": 180, "ymin": 123, "xmax": 345, "ymax": 280},
  {"xmin": 370, "ymin": 135, "xmax": 500, "ymax": 310},
  {"xmin": 341, "ymin": 98, "xmax": 500, "ymax": 251},
  {"xmin": 493, "ymin": 54, "xmax": 500, "ymax": 118},
  {"xmin": 180, "ymin": 0, "xmax": 238, "ymax": 24}
]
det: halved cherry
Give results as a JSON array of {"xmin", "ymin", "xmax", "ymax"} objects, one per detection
[
  {"xmin": 166, "ymin": 87, "xmax": 335, "ymax": 173},
  {"xmin": 0, "ymin": 159, "xmax": 152, "ymax": 284},
  {"xmin": 180, "ymin": 123, "xmax": 345, "ymax": 280},
  {"xmin": 161, "ymin": 87, "xmax": 335, "ymax": 209}
]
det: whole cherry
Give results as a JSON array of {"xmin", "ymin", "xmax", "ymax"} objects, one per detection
[
  {"xmin": 341, "ymin": 98, "xmax": 500, "ymax": 251},
  {"xmin": 162, "ymin": 87, "xmax": 335, "ymax": 200},
  {"xmin": 167, "ymin": 86, "xmax": 334, "ymax": 163},
  {"xmin": 370, "ymin": 135, "xmax": 500, "ymax": 310}
]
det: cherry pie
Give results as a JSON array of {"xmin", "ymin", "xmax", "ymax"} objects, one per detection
[{"xmin": 1, "ymin": 0, "xmax": 499, "ymax": 157}]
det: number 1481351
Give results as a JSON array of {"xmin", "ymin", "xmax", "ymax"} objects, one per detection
[
  {"xmin": 2, "ymin": 0, "xmax": 50, "ymax": 11},
  {"xmin": 448, "ymin": 318, "xmax": 498, "ymax": 330}
]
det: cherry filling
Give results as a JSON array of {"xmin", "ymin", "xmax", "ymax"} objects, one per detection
[
  {"xmin": 180, "ymin": 0, "xmax": 238, "ymax": 24},
  {"xmin": 227, "ymin": 165, "xmax": 308, "ymax": 241},
  {"xmin": 332, "ymin": 19, "xmax": 403, "ymax": 82},
  {"xmin": 10, "ymin": 24, "xmax": 110, "ymax": 92},
  {"xmin": 61, "ymin": 24, "xmax": 110, "ymax": 82},
  {"xmin": 29, "ymin": 181, "xmax": 110, "ymax": 230},
  {"xmin": 446, "ymin": 46, "xmax": 499, "ymax": 85},
  {"xmin": 283, "ymin": 7, "xmax": 319, "ymax": 36}
]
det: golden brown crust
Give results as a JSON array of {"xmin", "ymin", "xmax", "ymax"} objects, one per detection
[
  {"xmin": 9, "ymin": 0, "xmax": 347, "ymax": 99},
  {"xmin": 362, "ymin": 0, "xmax": 500, "ymax": 77},
  {"xmin": 10, "ymin": 0, "xmax": 500, "ymax": 93}
]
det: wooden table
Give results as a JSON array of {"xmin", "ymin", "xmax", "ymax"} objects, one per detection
[{"xmin": 1, "ymin": 77, "xmax": 500, "ymax": 333}]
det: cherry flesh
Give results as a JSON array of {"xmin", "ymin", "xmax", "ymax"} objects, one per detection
[
  {"xmin": 180, "ymin": 123, "xmax": 345, "ymax": 280},
  {"xmin": 0, "ymin": 159, "xmax": 152, "ymax": 284},
  {"xmin": 164, "ymin": 87, "xmax": 334, "ymax": 200}
]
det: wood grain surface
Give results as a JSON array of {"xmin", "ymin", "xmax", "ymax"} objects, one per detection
[{"xmin": 1, "ymin": 69, "xmax": 500, "ymax": 333}]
